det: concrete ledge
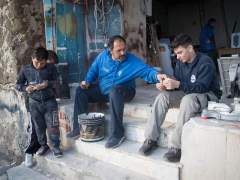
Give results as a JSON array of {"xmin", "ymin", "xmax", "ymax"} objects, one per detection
[{"xmin": 181, "ymin": 117, "xmax": 240, "ymax": 180}]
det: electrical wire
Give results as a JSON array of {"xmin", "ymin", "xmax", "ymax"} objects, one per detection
[{"xmin": 93, "ymin": 0, "xmax": 115, "ymax": 50}]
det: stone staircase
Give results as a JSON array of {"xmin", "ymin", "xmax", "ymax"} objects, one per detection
[{"xmin": 8, "ymin": 85, "xmax": 183, "ymax": 180}]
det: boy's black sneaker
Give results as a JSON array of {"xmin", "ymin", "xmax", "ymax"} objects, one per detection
[
  {"xmin": 164, "ymin": 147, "xmax": 181, "ymax": 162},
  {"xmin": 139, "ymin": 139, "xmax": 158, "ymax": 156},
  {"xmin": 52, "ymin": 147, "xmax": 63, "ymax": 158},
  {"xmin": 36, "ymin": 145, "xmax": 49, "ymax": 156}
]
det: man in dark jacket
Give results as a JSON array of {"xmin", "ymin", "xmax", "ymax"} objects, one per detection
[
  {"xmin": 16, "ymin": 47, "xmax": 63, "ymax": 167},
  {"xmin": 139, "ymin": 34, "xmax": 221, "ymax": 162},
  {"xmin": 67, "ymin": 35, "xmax": 163, "ymax": 149},
  {"xmin": 199, "ymin": 18, "xmax": 218, "ymax": 72}
]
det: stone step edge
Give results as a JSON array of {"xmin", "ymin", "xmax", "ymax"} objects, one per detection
[
  {"xmin": 7, "ymin": 164, "xmax": 55, "ymax": 180},
  {"xmin": 74, "ymin": 139, "xmax": 182, "ymax": 180},
  {"xmin": 36, "ymin": 150, "xmax": 159, "ymax": 180}
]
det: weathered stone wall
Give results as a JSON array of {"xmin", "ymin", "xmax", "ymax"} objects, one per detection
[
  {"xmin": 0, "ymin": 0, "xmax": 45, "ymax": 158},
  {"xmin": 123, "ymin": 0, "xmax": 147, "ymax": 60},
  {"xmin": 0, "ymin": 86, "xmax": 28, "ymax": 159},
  {"xmin": 0, "ymin": 0, "xmax": 45, "ymax": 83}
]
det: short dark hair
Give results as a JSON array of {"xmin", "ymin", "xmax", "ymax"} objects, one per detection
[
  {"xmin": 31, "ymin": 47, "xmax": 48, "ymax": 61},
  {"xmin": 208, "ymin": 18, "xmax": 216, "ymax": 24},
  {"xmin": 171, "ymin": 34, "xmax": 193, "ymax": 49},
  {"xmin": 108, "ymin": 35, "xmax": 126, "ymax": 50},
  {"xmin": 47, "ymin": 50, "xmax": 59, "ymax": 64}
]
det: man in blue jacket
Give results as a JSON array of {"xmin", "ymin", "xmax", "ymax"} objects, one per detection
[
  {"xmin": 139, "ymin": 34, "xmax": 221, "ymax": 162},
  {"xmin": 67, "ymin": 35, "xmax": 163, "ymax": 148}
]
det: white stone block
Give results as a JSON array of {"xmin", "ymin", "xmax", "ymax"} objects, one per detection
[{"xmin": 181, "ymin": 117, "xmax": 240, "ymax": 180}]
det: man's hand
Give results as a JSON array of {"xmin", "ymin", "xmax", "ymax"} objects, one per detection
[
  {"xmin": 157, "ymin": 74, "xmax": 168, "ymax": 82},
  {"xmin": 156, "ymin": 82, "xmax": 166, "ymax": 91},
  {"xmin": 157, "ymin": 74, "xmax": 167, "ymax": 82},
  {"xmin": 162, "ymin": 78, "xmax": 180, "ymax": 90},
  {"xmin": 80, "ymin": 81, "xmax": 90, "ymax": 89},
  {"xmin": 155, "ymin": 74, "xmax": 168, "ymax": 91}
]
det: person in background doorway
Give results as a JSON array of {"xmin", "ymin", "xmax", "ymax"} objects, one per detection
[
  {"xmin": 139, "ymin": 34, "xmax": 221, "ymax": 162},
  {"xmin": 199, "ymin": 18, "xmax": 218, "ymax": 72},
  {"xmin": 47, "ymin": 50, "xmax": 60, "ymax": 98},
  {"xmin": 16, "ymin": 47, "xmax": 63, "ymax": 167},
  {"xmin": 47, "ymin": 50, "xmax": 59, "ymax": 64}
]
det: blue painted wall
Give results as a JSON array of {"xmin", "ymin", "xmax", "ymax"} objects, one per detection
[
  {"xmin": 44, "ymin": 0, "xmax": 87, "ymax": 83},
  {"xmin": 56, "ymin": 1, "xmax": 87, "ymax": 82},
  {"xmin": 43, "ymin": 0, "xmax": 122, "ymax": 83}
]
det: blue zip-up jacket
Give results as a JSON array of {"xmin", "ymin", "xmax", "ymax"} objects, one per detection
[
  {"xmin": 174, "ymin": 53, "xmax": 221, "ymax": 99},
  {"xmin": 85, "ymin": 49, "xmax": 159, "ymax": 95},
  {"xmin": 199, "ymin": 24, "xmax": 216, "ymax": 53}
]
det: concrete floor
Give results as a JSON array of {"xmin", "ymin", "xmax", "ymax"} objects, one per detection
[{"xmin": 0, "ymin": 152, "xmax": 12, "ymax": 180}]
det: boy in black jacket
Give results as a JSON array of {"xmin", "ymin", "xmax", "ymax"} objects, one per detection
[{"xmin": 16, "ymin": 47, "xmax": 62, "ymax": 167}]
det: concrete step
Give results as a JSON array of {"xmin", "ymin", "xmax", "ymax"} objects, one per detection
[
  {"xmin": 75, "ymin": 139, "xmax": 181, "ymax": 180},
  {"xmin": 123, "ymin": 86, "xmax": 180, "ymax": 123},
  {"xmin": 7, "ymin": 164, "xmax": 57, "ymax": 180},
  {"xmin": 124, "ymin": 102, "xmax": 179, "ymax": 124},
  {"xmin": 35, "ymin": 150, "xmax": 159, "ymax": 180},
  {"xmin": 123, "ymin": 116, "xmax": 175, "ymax": 147},
  {"xmin": 104, "ymin": 114, "xmax": 175, "ymax": 147}
]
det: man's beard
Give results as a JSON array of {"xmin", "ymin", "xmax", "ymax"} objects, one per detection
[{"xmin": 119, "ymin": 55, "xmax": 125, "ymax": 60}]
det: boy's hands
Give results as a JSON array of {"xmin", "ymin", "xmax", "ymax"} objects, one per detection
[
  {"xmin": 26, "ymin": 85, "xmax": 35, "ymax": 93},
  {"xmin": 26, "ymin": 81, "xmax": 48, "ymax": 93},
  {"xmin": 162, "ymin": 78, "xmax": 180, "ymax": 90},
  {"xmin": 156, "ymin": 74, "xmax": 180, "ymax": 91}
]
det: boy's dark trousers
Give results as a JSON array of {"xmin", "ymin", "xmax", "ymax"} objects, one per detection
[
  {"xmin": 25, "ymin": 115, "xmax": 41, "ymax": 154},
  {"xmin": 27, "ymin": 98, "xmax": 60, "ymax": 151}
]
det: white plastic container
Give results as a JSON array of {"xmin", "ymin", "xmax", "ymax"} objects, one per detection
[{"xmin": 159, "ymin": 43, "xmax": 173, "ymax": 76}]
